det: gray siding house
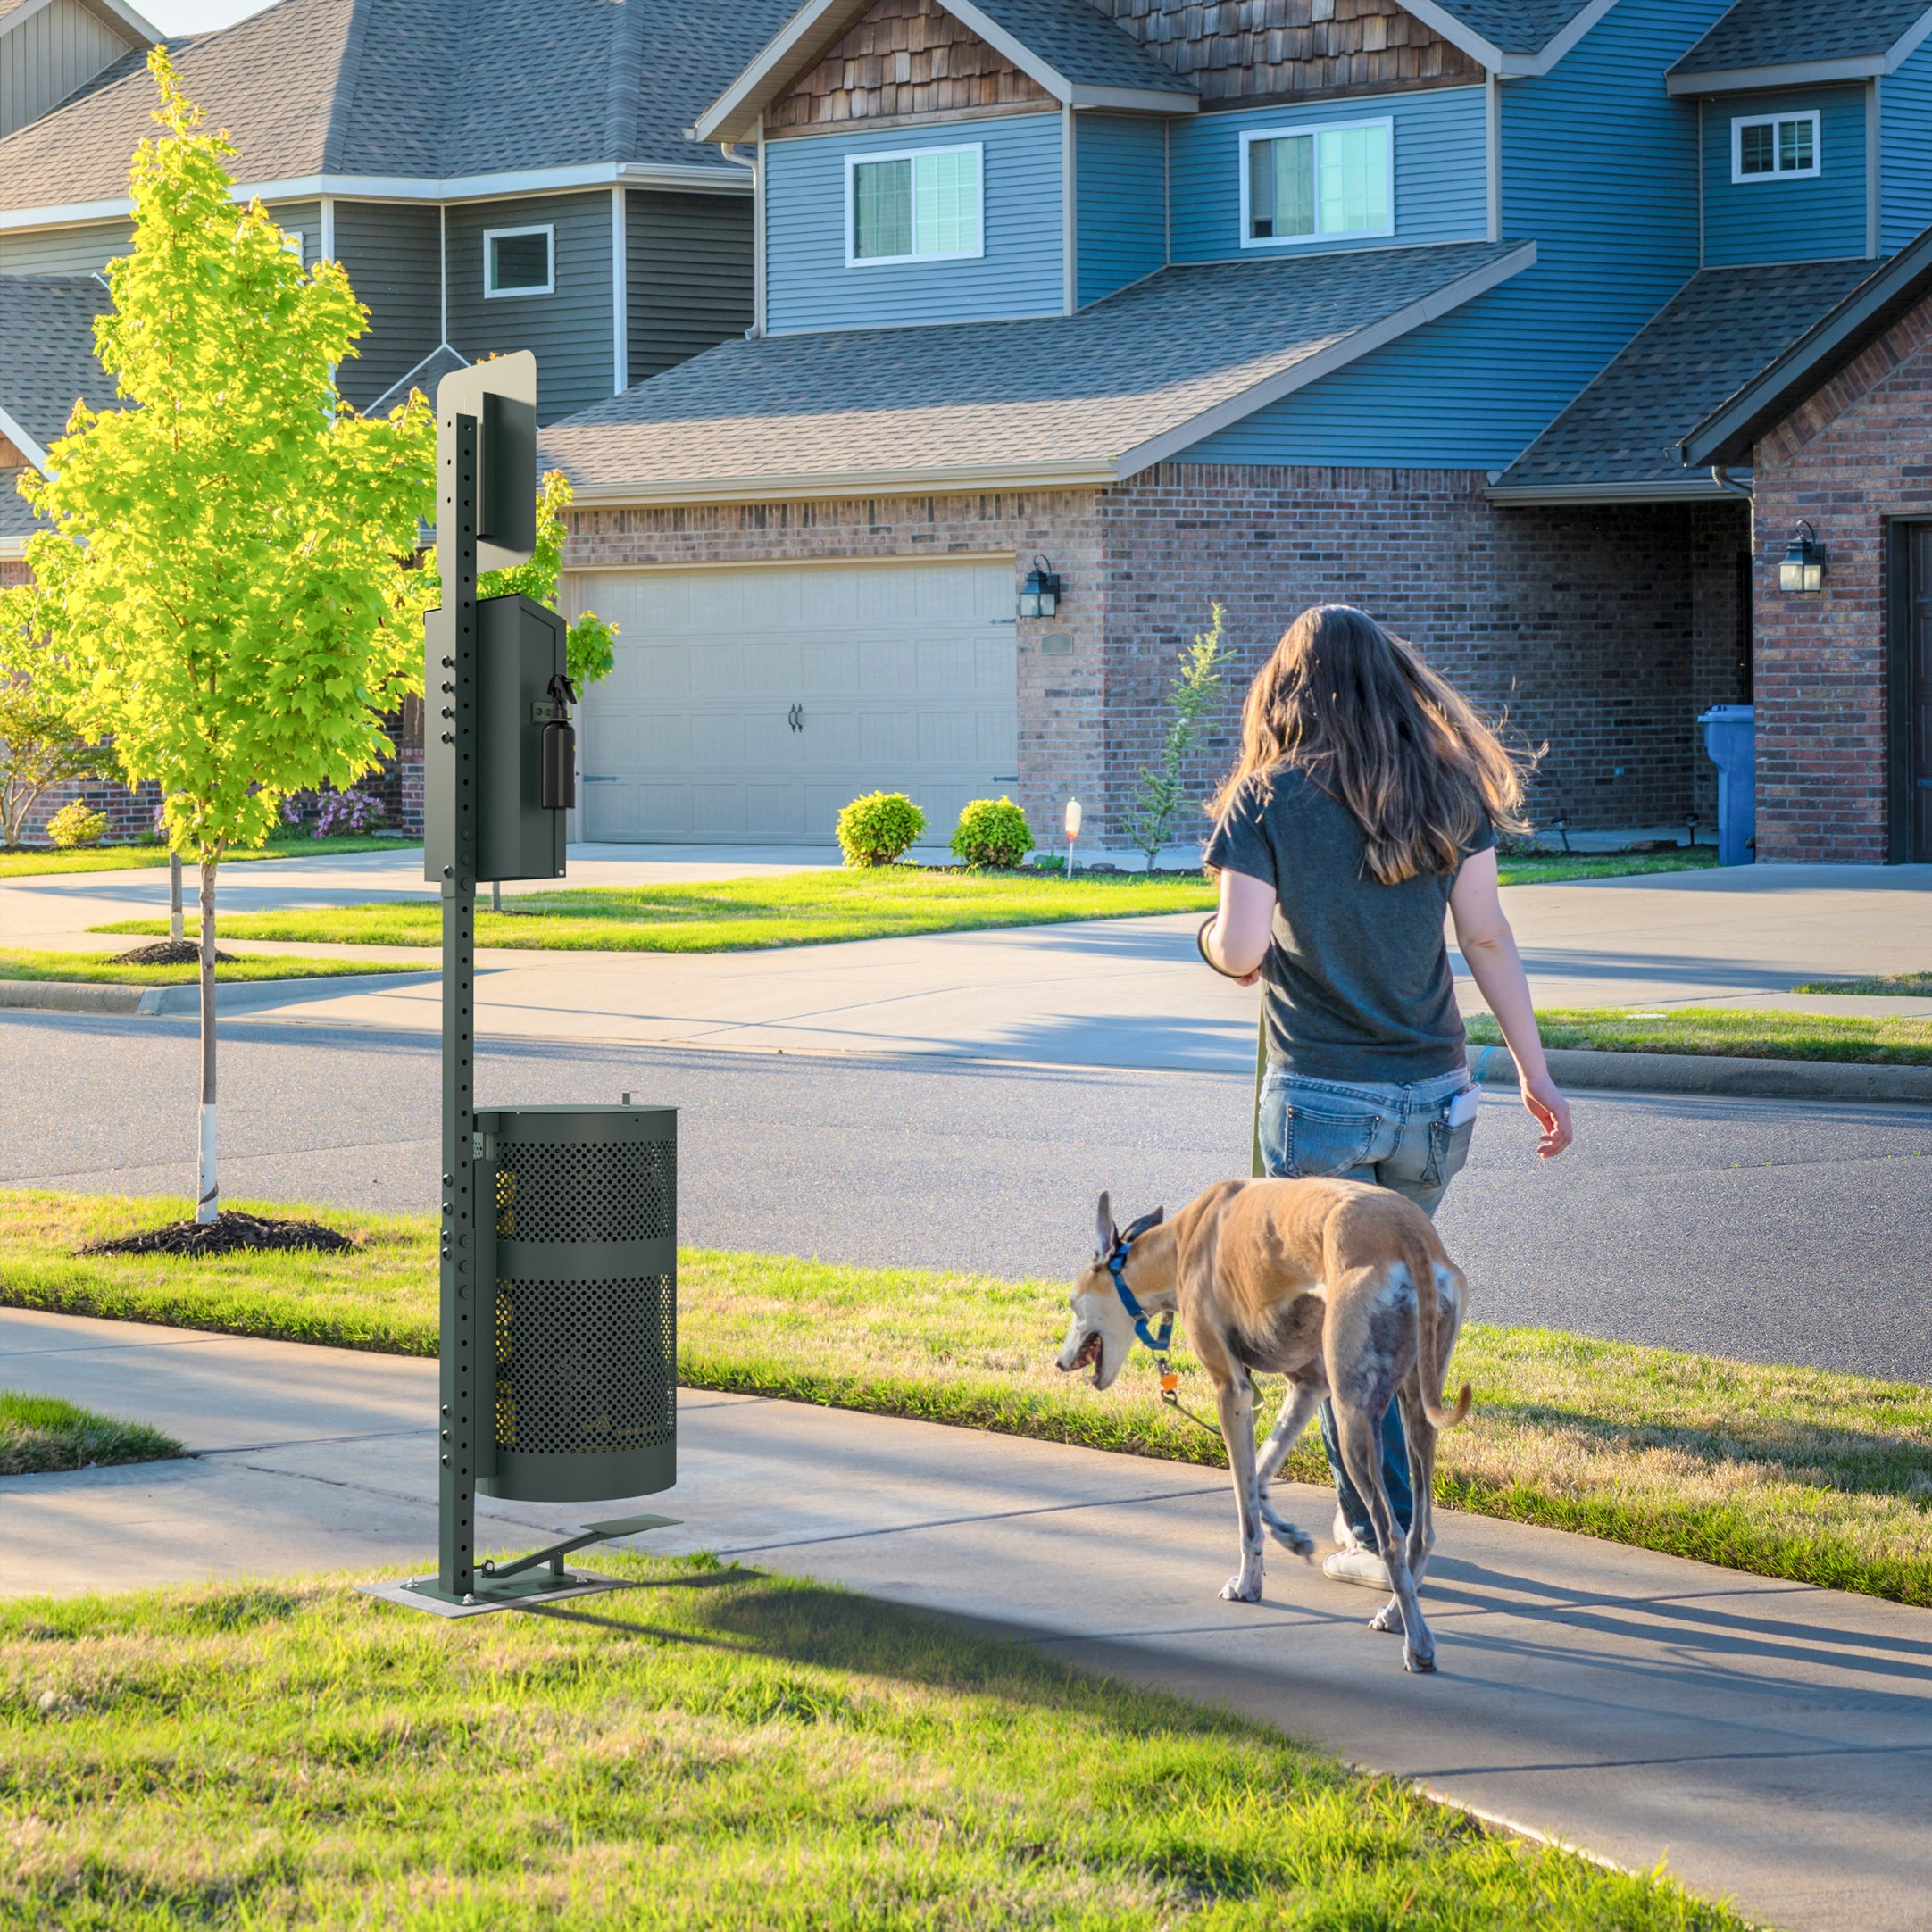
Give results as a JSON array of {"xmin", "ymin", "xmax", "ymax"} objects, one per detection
[{"xmin": 1, "ymin": 0, "xmax": 785, "ymax": 550}]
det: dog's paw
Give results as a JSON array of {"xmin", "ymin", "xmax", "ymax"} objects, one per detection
[
  {"xmin": 1403, "ymin": 1643, "xmax": 1437, "ymax": 1675},
  {"xmin": 1220, "ymin": 1571, "xmax": 1263, "ymax": 1603},
  {"xmin": 1262, "ymin": 1510, "xmax": 1315, "ymax": 1560},
  {"xmin": 1369, "ymin": 1598, "xmax": 1404, "ymax": 1636}
]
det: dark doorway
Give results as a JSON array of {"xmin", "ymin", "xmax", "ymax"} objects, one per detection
[{"xmin": 1886, "ymin": 521, "xmax": 1932, "ymax": 862}]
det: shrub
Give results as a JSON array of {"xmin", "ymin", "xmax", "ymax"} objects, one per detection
[
  {"xmin": 837, "ymin": 791, "xmax": 925, "ymax": 868},
  {"xmin": 951, "ymin": 796, "xmax": 1034, "ymax": 870},
  {"xmin": 312, "ymin": 789, "xmax": 386, "ymax": 838},
  {"xmin": 45, "ymin": 801, "xmax": 109, "ymax": 848}
]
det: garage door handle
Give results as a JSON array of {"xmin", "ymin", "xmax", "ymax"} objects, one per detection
[
  {"xmin": 582, "ymin": 774, "xmax": 618, "ymax": 783},
  {"xmin": 787, "ymin": 704, "xmax": 804, "ymax": 732}
]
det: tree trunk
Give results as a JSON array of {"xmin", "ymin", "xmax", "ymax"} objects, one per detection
[
  {"xmin": 196, "ymin": 853, "xmax": 218, "ymax": 1225},
  {"xmin": 170, "ymin": 851, "xmax": 183, "ymax": 942}
]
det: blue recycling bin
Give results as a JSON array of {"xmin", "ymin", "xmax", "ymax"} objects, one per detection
[{"xmin": 1700, "ymin": 704, "xmax": 1756, "ymax": 866}]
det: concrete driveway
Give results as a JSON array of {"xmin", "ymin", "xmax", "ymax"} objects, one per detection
[{"xmin": 5, "ymin": 1304, "xmax": 1928, "ymax": 1932}]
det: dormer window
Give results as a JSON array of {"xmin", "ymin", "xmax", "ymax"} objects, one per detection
[
  {"xmin": 1241, "ymin": 120, "xmax": 1393, "ymax": 247},
  {"xmin": 1732, "ymin": 112, "xmax": 1819, "ymax": 182},
  {"xmin": 846, "ymin": 145, "xmax": 983, "ymax": 266}
]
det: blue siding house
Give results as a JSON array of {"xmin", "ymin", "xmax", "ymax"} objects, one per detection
[{"xmin": 530, "ymin": 0, "xmax": 1932, "ymax": 854}]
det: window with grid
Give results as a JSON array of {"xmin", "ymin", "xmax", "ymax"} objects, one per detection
[
  {"xmin": 1245, "ymin": 120, "xmax": 1392, "ymax": 245},
  {"xmin": 849, "ymin": 146, "xmax": 982, "ymax": 263},
  {"xmin": 1733, "ymin": 112, "xmax": 1819, "ymax": 182}
]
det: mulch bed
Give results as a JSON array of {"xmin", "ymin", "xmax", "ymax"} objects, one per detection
[
  {"xmin": 108, "ymin": 940, "xmax": 237, "ymax": 966},
  {"xmin": 79, "ymin": 1212, "xmax": 358, "ymax": 1258}
]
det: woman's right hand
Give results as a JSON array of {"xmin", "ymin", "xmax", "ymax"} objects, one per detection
[{"xmin": 1520, "ymin": 1070, "xmax": 1572, "ymax": 1159}]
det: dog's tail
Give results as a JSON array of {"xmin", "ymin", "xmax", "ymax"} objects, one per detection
[{"xmin": 1404, "ymin": 1227, "xmax": 1470, "ymax": 1429}]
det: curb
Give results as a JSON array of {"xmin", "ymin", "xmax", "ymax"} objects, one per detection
[
  {"xmin": 0, "ymin": 971, "xmax": 440, "ymax": 1017},
  {"xmin": 1470, "ymin": 1042, "xmax": 1932, "ymax": 1105}
]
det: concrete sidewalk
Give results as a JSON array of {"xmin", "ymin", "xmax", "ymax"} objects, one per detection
[{"xmin": 4, "ymin": 1304, "xmax": 1928, "ymax": 1932}]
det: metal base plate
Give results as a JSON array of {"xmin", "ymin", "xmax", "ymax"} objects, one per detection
[{"xmin": 357, "ymin": 1569, "xmax": 635, "ymax": 1618}]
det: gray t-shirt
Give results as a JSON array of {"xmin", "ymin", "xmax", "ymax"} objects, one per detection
[{"xmin": 1203, "ymin": 766, "xmax": 1492, "ymax": 1082}]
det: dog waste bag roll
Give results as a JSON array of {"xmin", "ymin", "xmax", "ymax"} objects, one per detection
[{"xmin": 479, "ymin": 1104, "xmax": 677, "ymax": 1504}]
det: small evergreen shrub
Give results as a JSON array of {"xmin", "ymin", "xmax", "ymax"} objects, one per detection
[
  {"xmin": 837, "ymin": 791, "xmax": 925, "ymax": 867},
  {"xmin": 46, "ymin": 802, "xmax": 109, "ymax": 848},
  {"xmin": 951, "ymin": 796, "xmax": 1034, "ymax": 870}
]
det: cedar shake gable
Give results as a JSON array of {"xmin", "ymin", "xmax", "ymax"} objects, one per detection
[
  {"xmin": 1087, "ymin": 0, "xmax": 1484, "ymax": 103},
  {"xmin": 768, "ymin": 0, "xmax": 1055, "ymax": 132}
]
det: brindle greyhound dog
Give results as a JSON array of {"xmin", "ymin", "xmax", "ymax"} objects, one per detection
[{"xmin": 1056, "ymin": 1181, "xmax": 1470, "ymax": 1674}]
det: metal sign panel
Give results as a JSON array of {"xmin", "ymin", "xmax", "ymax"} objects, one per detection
[{"xmin": 436, "ymin": 352, "xmax": 537, "ymax": 573}]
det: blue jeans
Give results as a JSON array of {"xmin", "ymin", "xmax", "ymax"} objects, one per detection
[{"xmin": 1257, "ymin": 1064, "xmax": 1476, "ymax": 1546}]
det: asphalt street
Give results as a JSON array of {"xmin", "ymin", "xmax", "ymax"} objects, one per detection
[{"xmin": 4, "ymin": 1008, "xmax": 1929, "ymax": 1383}]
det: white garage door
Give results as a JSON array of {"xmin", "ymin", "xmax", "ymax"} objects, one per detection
[{"xmin": 562, "ymin": 558, "xmax": 1019, "ymax": 845}]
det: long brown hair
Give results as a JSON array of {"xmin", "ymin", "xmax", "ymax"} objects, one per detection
[{"xmin": 1207, "ymin": 604, "xmax": 1530, "ymax": 885}]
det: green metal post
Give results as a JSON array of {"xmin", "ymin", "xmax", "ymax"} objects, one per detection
[{"xmin": 438, "ymin": 412, "xmax": 480, "ymax": 1602}]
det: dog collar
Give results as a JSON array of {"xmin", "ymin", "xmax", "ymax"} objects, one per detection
[{"xmin": 1107, "ymin": 1211, "xmax": 1173, "ymax": 1353}]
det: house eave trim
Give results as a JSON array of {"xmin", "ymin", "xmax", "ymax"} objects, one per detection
[
  {"xmin": 1666, "ymin": 55, "xmax": 1886, "ymax": 96},
  {"xmin": 1111, "ymin": 238, "xmax": 1538, "ymax": 479},
  {"xmin": 1064, "ymin": 84, "xmax": 1197, "ymax": 113},
  {"xmin": 1486, "ymin": 475, "xmax": 1747, "ymax": 504},
  {"xmin": 1680, "ymin": 228, "xmax": 1932, "ymax": 465},
  {"xmin": 0, "ymin": 162, "xmax": 743, "ymax": 232},
  {"xmin": 1401, "ymin": 0, "xmax": 1620, "ymax": 77},
  {"xmin": 0, "ymin": 0, "xmax": 159, "ymax": 48},
  {"xmin": 562, "ymin": 456, "xmax": 1121, "ymax": 508},
  {"xmin": 0, "ymin": 404, "xmax": 50, "ymax": 475}
]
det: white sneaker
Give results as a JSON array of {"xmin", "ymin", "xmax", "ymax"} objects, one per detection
[
  {"xmin": 1331, "ymin": 1507, "xmax": 1359, "ymax": 1551},
  {"xmin": 1322, "ymin": 1547, "xmax": 1392, "ymax": 1590}
]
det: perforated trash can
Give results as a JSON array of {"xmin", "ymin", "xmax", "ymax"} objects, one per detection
[
  {"xmin": 1699, "ymin": 704, "xmax": 1756, "ymax": 867},
  {"xmin": 477, "ymin": 1104, "xmax": 676, "ymax": 1503}
]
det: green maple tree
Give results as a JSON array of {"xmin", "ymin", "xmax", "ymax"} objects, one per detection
[
  {"xmin": 1124, "ymin": 603, "xmax": 1237, "ymax": 871},
  {"xmin": 0, "ymin": 50, "xmax": 436, "ymax": 1222}
]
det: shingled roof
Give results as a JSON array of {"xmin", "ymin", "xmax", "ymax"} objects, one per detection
[
  {"xmin": 0, "ymin": 0, "xmax": 796, "ymax": 216},
  {"xmin": 540, "ymin": 238, "xmax": 1536, "ymax": 504},
  {"xmin": 1422, "ymin": 0, "xmax": 1609, "ymax": 58},
  {"xmin": 1488, "ymin": 256, "xmax": 1878, "ymax": 500},
  {"xmin": 0, "ymin": 274, "xmax": 114, "ymax": 464},
  {"xmin": 1668, "ymin": 0, "xmax": 1932, "ymax": 83}
]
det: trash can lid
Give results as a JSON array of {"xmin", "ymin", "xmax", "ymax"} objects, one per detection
[{"xmin": 1697, "ymin": 704, "xmax": 1754, "ymax": 723}]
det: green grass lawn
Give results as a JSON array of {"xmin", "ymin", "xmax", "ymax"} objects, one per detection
[
  {"xmin": 7, "ymin": 1190, "xmax": 1929, "ymax": 1610},
  {"xmin": 1468, "ymin": 1006, "xmax": 1932, "ymax": 1065},
  {"xmin": 1791, "ymin": 970, "xmax": 1932, "ymax": 996},
  {"xmin": 97, "ymin": 850, "xmax": 1716, "ymax": 954},
  {"xmin": 0, "ymin": 949, "xmax": 423, "ymax": 987},
  {"xmin": 0, "ymin": 1389, "xmax": 182, "ymax": 1476},
  {"xmin": 0, "ymin": 1562, "xmax": 1740, "ymax": 1931},
  {"xmin": 0, "ymin": 835, "xmax": 411, "ymax": 879},
  {"xmin": 1494, "ymin": 846, "xmax": 1716, "ymax": 885}
]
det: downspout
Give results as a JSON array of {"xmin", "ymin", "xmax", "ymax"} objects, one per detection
[
  {"xmin": 1485, "ymin": 71, "xmax": 1500, "ymax": 243},
  {"xmin": 1711, "ymin": 462, "xmax": 1754, "ymax": 555},
  {"xmin": 611, "ymin": 182, "xmax": 628, "ymax": 394},
  {"xmin": 718, "ymin": 137, "xmax": 762, "ymax": 337},
  {"xmin": 1868, "ymin": 77, "xmax": 1882, "ymax": 258},
  {"xmin": 319, "ymin": 195, "xmax": 335, "ymax": 263},
  {"xmin": 1062, "ymin": 103, "xmax": 1077, "ymax": 313}
]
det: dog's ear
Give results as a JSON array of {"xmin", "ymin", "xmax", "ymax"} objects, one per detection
[{"xmin": 1095, "ymin": 1191, "xmax": 1114, "ymax": 1257}]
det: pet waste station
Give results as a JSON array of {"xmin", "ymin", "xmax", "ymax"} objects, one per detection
[{"xmin": 361, "ymin": 353, "xmax": 679, "ymax": 1617}]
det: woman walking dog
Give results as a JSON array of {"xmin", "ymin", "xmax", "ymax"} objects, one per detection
[{"xmin": 1197, "ymin": 604, "xmax": 1571, "ymax": 1590}]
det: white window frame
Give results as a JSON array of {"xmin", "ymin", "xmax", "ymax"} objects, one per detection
[
  {"xmin": 483, "ymin": 222, "xmax": 555, "ymax": 298},
  {"xmin": 844, "ymin": 144, "xmax": 986, "ymax": 269},
  {"xmin": 1238, "ymin": 117, "xmax": 1395, "ymax": 249},
  {"xmin": 281, "ymin": 230, "xmax": 304, "ymax": 260},
  {"xmin": 1730, "ymin": 111, "xmax": 1820, "ymax": 184}
]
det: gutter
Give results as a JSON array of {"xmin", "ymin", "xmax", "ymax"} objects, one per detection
[
  {"xmin": 557, "ymin": 456, "xmax": 1125, "ymax": 508},
  {"xmin": 1486, "ymin": 471, "xmax": 1751, "ymax": 506},
  {"xmin": 0, "ymin": 162, "xmax": 748, "ymax": 234}
]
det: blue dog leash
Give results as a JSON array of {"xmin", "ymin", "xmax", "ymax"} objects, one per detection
[{"xmin": 1104, "ymin": 1211, "xmax": 1225, "ymax": 1441}]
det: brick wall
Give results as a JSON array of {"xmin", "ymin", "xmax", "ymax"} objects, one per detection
[
  {"xmin": 1687, "ymin": 502, "xmax": 1753, "ymax": 826},
  {"xmin": 569, "ymin": 467, "xmax": 1718, "ymax": 848},
  {"xmin": 1748, "ymin": 299, "xmax": 1932, "ymax": 862},
  {"xmin": 1092, "ymin": 465, "xmax": 1712, "ymax": 840}
]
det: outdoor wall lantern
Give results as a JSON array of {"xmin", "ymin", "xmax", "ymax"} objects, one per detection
[
  {"xmin": 1019, "ymin": 555, "xmax": 1062, "ymax": 618},
  {"xmin": 1778, "ymin": 520, "xmax": 1826, "ymax": 594}
]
